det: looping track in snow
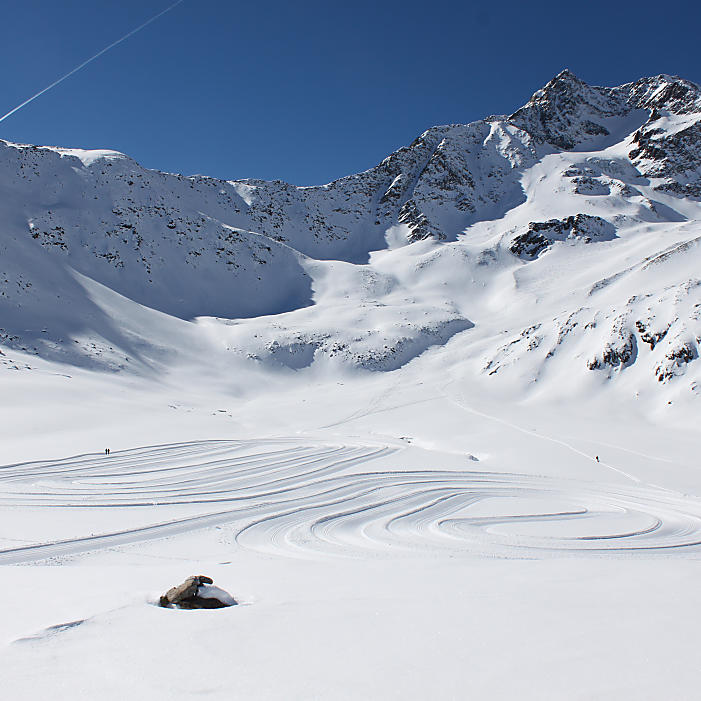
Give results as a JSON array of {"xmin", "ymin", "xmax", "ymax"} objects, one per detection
[{"xmin": 2, "ymin": 439, "xmax": 701, "ymax": 564}]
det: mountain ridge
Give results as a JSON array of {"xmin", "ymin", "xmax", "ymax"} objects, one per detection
[{"xmin": 1, "ymin": 70, "xmax": 700, "ymax": 398}]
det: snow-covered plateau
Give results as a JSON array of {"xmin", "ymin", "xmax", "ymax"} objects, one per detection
[{"xmin": 2, "ymin": 70, "xmax": 701, "ymax": 699}]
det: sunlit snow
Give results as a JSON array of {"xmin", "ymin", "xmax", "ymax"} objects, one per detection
[{"xmin": 2, "ymin": 70, "xmax": 701, "ymax": 700}]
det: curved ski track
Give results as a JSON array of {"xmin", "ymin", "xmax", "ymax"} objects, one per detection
[{"xmin": 2, "ymin": 439, "xmax": 701, "ymax": 564}]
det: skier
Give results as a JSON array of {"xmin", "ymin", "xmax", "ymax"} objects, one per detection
[{"xmin": 595, "ymin": 455, "xmax": 599, "ymax": 462}]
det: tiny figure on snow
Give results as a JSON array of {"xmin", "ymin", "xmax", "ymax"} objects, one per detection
[
  {"xmin": 105, "ymin": 448, "xmax": 110, "ymax": 455},
  {"xmin": 595, "ymin": 455, "xmax": 599, "ymax": 462}
]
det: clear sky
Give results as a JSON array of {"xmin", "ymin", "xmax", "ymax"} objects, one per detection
[{"xmin": 1, "ymin": 0, "xmax": 699, "ymax": 185}]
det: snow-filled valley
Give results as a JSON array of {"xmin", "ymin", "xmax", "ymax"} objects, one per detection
[{"xmin": 3, "ymin": 70, "xmax": 701, "ymax": 699}]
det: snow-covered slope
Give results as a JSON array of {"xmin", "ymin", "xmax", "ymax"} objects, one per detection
[
  {"xmin": 4, "ymin": 71, "xmax": 701, "ymax": 701},
  {"xmin": 1, "ymin": 70, "xmax": 700, "ymax": 395}
]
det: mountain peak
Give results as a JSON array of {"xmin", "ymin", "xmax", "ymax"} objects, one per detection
[
  {"xmin": 546, "ymin": 68, "xmax": 587, "ymax": 88},
  {"xmin": 508, "ymin": 71, "xmax": 701, "ymax": 152},
  {"xmin": 508, "ymin": 70, "xmax": 618, "ymax": 150},
  {"xmin": 530, "ymin": 69, "xmax": 592, "ymax": 102}
]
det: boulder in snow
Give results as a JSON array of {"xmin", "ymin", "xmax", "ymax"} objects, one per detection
[{"xmin": 159, "ymin": 575, "xmax": 236, "ymax": 609}]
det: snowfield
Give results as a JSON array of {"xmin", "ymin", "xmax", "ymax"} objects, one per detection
[{"xmin": 3, "ymin": 70, "xmax": 701, "ymax": 699}]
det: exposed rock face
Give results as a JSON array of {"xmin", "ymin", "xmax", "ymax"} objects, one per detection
[
  {"xmin": 629, "ymin": 120, "xmax": 701, "ymax": 199},
  {"xmin": 587, "ymin": 332, "xmax": 637, "ymax": 371},
  {"xmin": 655, "ymin": 342, "xmax": 698, "ymax": 382},
  {"xmin": 510, "ymin": 70, "xmax": 701, "ymax": 198},
  {"xmin": 159, "ymin": 575, "xmax": 236, "ymax": 609},
  {"xmin": 509, "ymin": 70, "xmax": 618, "ymax": 150},
  {"xmin": 510, "ymin": 215, "xmax": 616, "ymax": 259}
]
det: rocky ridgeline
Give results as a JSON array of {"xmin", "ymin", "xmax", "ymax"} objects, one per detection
[
  {"xmin": 2, "ymin": 70, "xmax": 699, "ymax": 272},
  {"xmin": 510, "ymin": 70, "xmax": 701, "ymax": 197}
]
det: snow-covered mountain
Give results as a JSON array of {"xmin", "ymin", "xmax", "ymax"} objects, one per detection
[
  {"xmin": 1, "ymin": 69, "xmax": 701, "ymax": 396},
  {"xmin": 5, "ymin": 71, "xmax": 701, "ymax": 701}
]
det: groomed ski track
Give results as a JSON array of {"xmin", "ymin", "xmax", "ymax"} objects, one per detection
[{"xmin": 3, "ymin": 439, "xmax": 701, "ymax": 565}]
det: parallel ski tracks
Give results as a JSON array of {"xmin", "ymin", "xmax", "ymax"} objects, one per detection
[{"xmin": 2, "ymin": 439, "xmax": 701, "ymax": 564}]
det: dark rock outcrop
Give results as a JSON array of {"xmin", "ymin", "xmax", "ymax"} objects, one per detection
[
  {"xmin": 159, "ymin": 575, "xmax": 236, "ymax": 609},
  {"xmin": 510, "ymin": 214, "xmax": 616, "ymax": 259}
]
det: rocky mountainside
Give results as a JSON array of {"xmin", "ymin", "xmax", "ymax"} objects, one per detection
[{"xmin": 1, "ymin": 70, "xmax": 700, "ymax": 395}]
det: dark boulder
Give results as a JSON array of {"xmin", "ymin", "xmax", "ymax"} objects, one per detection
[{"xmin": 159, "ymin": 575, "xmax": 237, "ymax": 609}]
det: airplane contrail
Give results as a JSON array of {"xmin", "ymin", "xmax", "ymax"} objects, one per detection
[{"xmin": 0, "ymin": 0, "xmax": 186, "ymax": 124}]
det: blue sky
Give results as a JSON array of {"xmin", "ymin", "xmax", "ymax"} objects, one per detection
[{"xmin": 1, "ymin": 0, "xmax": 699, "ymax": 185}]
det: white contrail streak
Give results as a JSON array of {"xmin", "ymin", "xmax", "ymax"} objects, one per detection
[{"xmin": 0, "ymin": 0, "xmax": 185, "ymax": 124}]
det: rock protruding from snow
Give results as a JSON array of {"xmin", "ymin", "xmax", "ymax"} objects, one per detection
[
  {"xmin": 509, "ymin": 71, "xmax": 701, "ymax": 199},
  {"xmin": 159, "ymin": 575, "xmax": 236, "ymax": 609},
  {"xmin": 509, "ymin": 69, "xmax": 623, "ymax": 150},
  {"xmin": 510, "ymin": 215, "xmax": 616, "ymax": 259}
]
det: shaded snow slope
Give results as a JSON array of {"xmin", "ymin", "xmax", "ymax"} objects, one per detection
[{"xmin": 1, "ymin": 70, "xmax": 701, "ymax": 390}]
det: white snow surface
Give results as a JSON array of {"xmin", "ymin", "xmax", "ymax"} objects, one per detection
[
  {"xmin": 3, "ymin": 70, "xmax": 701, "ymax": 699},
  {"xmin": 196, "ymin": 584, "xmax": 236, "ymax": 607}
]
